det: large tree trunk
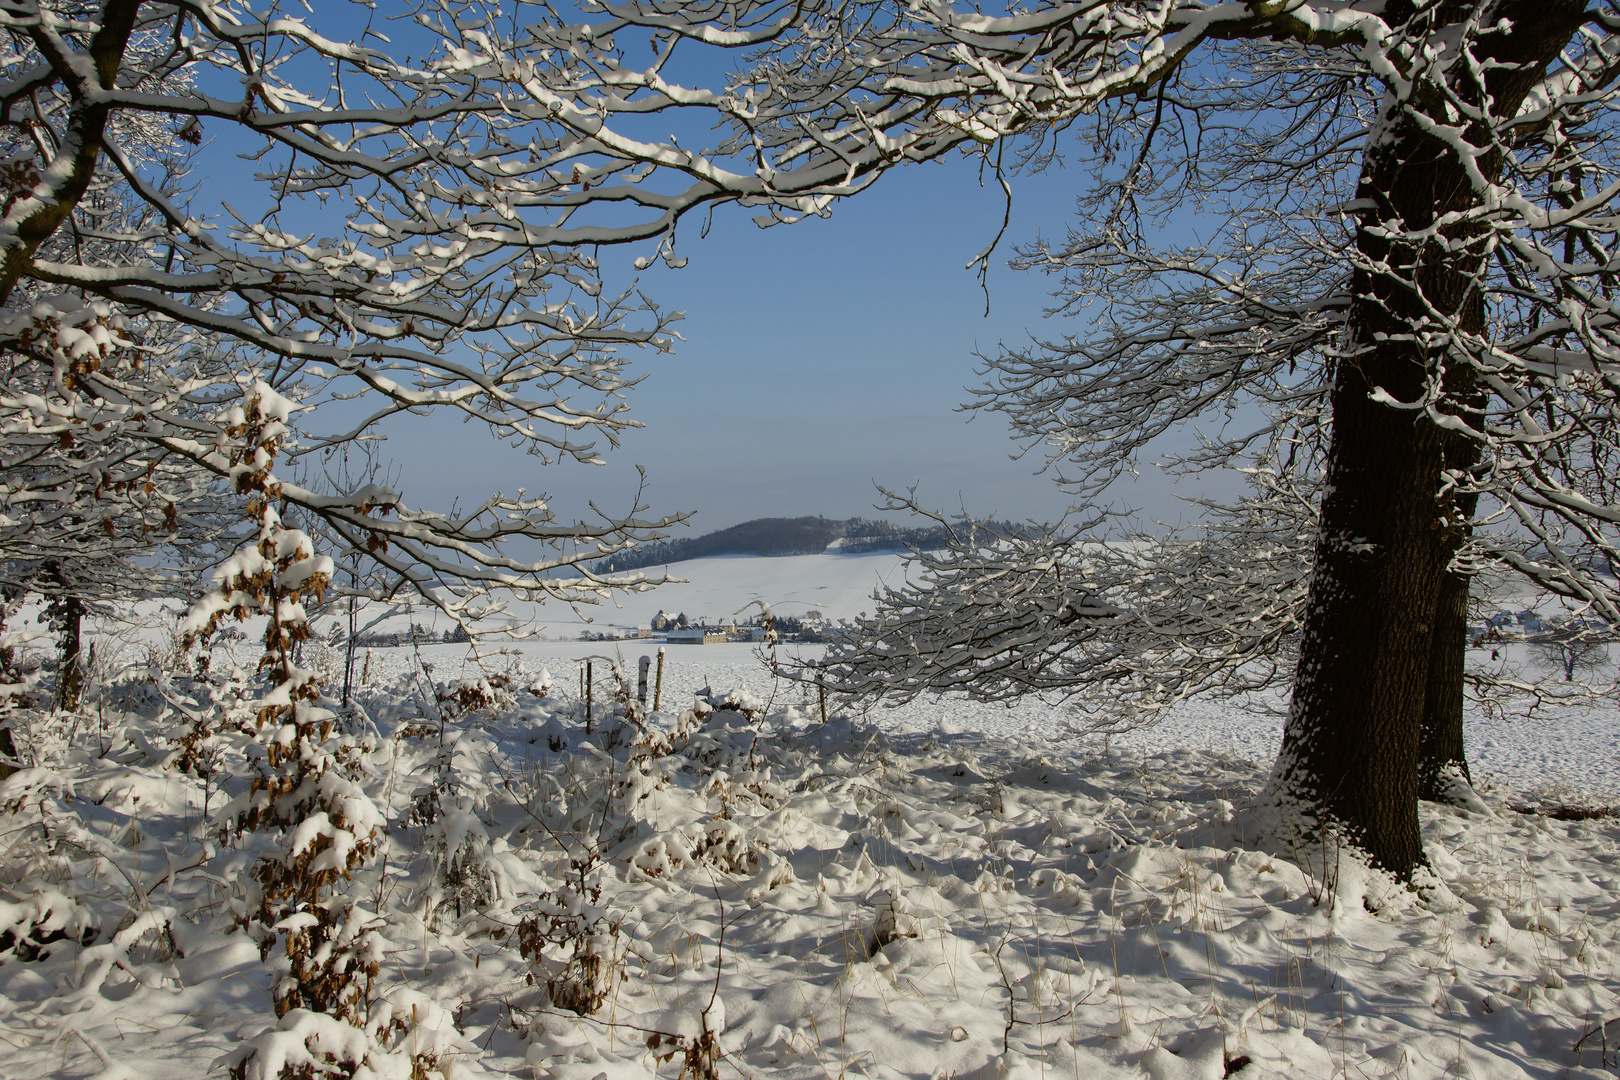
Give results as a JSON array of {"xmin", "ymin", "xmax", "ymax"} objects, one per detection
[
  {"xmin": 1419, "ymin": 415, "xmax": 1485, "ymax": 803},
  {"xmin": 1418, "ymin": 568, "xmax": 1473, "ymax": 800},
  {"xmin": 1264, "ymin": 0, "xmax": 1583, "ymax": 879},
  {"xmin": 1265, "ymin": 303, "xmax": 1451, "ymax": 877}
]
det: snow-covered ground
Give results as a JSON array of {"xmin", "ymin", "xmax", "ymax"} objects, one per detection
[
  {"xmin": 349, "ymin": 637, "xmax": 1619, "ymax": 805},
  {"xmin": 1, "ymin": 556, "xmax": 1617, "ymax": 1080},
  {"xmin": 222, "ymin": 549, "xmax": 1619, "ymax": 799},
  {"xmin": 465, "ymin": 551, "xmax": 917, "ymax": 638}
]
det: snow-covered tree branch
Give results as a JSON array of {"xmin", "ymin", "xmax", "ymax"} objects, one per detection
[
  {"xmin": 811, "ymin": 465, "xmax": 1315, "ymax": 736},
  {"xmin": 0, "ymin": 1, "xmax": 732, "ymax": 620}
]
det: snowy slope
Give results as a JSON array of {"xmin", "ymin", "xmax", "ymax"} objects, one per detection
[{"xmin": 528, "ymin": 551, "xmax": 913, "ymax": 635}]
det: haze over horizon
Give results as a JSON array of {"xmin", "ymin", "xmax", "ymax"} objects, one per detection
[
  {"xmin": 182, "ymin": 22, "xmax": 1238, "ymax": 540},
  {"xmin": 360, "ymin": 153, "xmax": 1242, "ymax": 538}
]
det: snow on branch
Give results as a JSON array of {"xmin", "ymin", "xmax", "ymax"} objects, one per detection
[{"xmin": 804, "ymin": 474, "xmax": 1314, "ymax": 735}]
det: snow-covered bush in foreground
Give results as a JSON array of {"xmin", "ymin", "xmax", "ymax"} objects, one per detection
[
  {"xmin": 182, "ymin": 386, "xmax": 396, "ymax": 1078},
  {"xmin": 2, "ymin": 637, "xmax": 1620, "ymax": 1079}
]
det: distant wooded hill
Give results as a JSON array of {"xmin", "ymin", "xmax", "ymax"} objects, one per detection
[{"xmin": 593, "ymin": 515, "xmax": 1033, "ymax": 573}]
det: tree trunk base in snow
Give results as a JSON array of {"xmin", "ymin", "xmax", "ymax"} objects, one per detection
[
  {"xmin": 1246, "ymin": 788, "xmax": 1420, "ymax": 915},
  {"xmin": 1419, "ymin": 763, "xmax": 1492, "ymax": 815},
  {"xmin": 1419, "ymin": 571, "xmax": 1473, "ymax": 806}
]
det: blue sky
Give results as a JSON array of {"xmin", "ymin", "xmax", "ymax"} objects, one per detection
[
  {"xmin": 379, "ymin": 155, "xmax": 1059, "ymax": 527},
  {"xmin": 371, "ymin": 152, "xmax": 1238, "ymax": 537},
  {"xmin": 192, "ymin": 5, "xmax": 1240, "ymax": 540}
]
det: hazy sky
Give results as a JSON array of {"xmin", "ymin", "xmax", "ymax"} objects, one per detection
[
  {"xmin": 195, "ymin": 8, "xmax": 1240, "ymax": 541},
  {"xmin": 365, "ymin": 153, "xmax": 1234, "ymax": 539}
]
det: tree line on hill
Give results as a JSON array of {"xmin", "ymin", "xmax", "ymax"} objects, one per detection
[{"xmin": 593, "ymin": 515, "xmax": 1036, "ymax": 574}]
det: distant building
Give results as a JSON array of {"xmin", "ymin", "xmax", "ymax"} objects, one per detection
[
  {"xmin": 667, "ymin": 629, "xmax": 727, "ymax": 645},
  {"xmin": 1484, "ymin": 611, "xmax": 1531, "ymax": 639},
  {"xmin": 577, "ymin": 625, "xmax": 655, "ymax": 642}
]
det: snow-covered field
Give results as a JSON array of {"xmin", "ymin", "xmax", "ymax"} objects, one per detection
[
  {"xmin": 357, "ymin": 636, "xmax": 1620, "ymax": 805},
  {"xmin": 488, "ymin": 550, "xmax": 918, "ymax": 637},
  {"xmin": 2, "ymin": 555, "xmax": 1618, "ymax": 1080},
  {"xmin": 249, "ymin": 550, "xmax": 1620, "ymax": 799}
]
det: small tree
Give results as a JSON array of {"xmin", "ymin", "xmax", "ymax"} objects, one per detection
[
  {"xmin": 1536, "ymin": 632, "xmax": 1612, "ymax": 683},
  {"xmin": 183, "ymin": 383, "xmax": 383, "ymax": 1041}
]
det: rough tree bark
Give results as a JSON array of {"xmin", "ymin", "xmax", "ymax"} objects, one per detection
[
  {"xmin": 1419, "ymin": 414, "xmax": 1485, "ymax": 802},
  {"xmin": 39, "ymin": 560, "xmax": 86, "ymax": 713},
  {"xmin": 53, "ymin": 592, "xmax": 84, "ymax": 714},
  {"xmin": 1419, "ymin": 570, "xmax": 1473, "ymax": 799},
  {"xmin": 1266, "ymin": 0, "xmax": 1584, "ymax": 878}
]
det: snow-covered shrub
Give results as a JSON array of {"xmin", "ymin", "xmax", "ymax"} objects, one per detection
[
  {"xmin": 0, "ymin": 597, "xmax": 47, "ymax": 776},
  {"xmin": 698, "ymin": 684, "xmax": 767, "ymax": 722},
  {"xmin": 0, "ymin": 767, "xmax": 81, "ymax": 881},
  {"xmin": 0, "ymin": 767, "xmax": 122, "ymax": 974},
  {"xmin": 865, "ymin": 887, "xmax": 940, "ymax": 955},
  {"xmin": 370, "ymin": 988, "xmax": 465, "ymax": 1076},
  {"xmin": 165, "ymin": 659, "xmax": 255, "ymax": 795},
  {"xmin": 516, "ymin": 881, "xmax": 626, "ymax": 1016},
  {"xmin": 402, "ymin": 700, "xmax": 508, "ymax": 928},
  {"xmin": 184, "ymin": 384, "xmax": 388, "ymax": 1071},
  {"xmin": 0, "ymin": 885, "xmax": 95, "ymax": 961},
  {"xmin": 144, "ymin": 616, "xmax": 194, "ymax": 678},
  {"xmin": 628, "ymin": 816, "xmax": 774, "ymax": 879},
  {"xmin": 223, "ymin": 990, "xmax": 468, "ymax": 1080},
  {"xmin": 69, "ymin": 906, "xmax": 180, "ymax": 1001},
  {"xmin": 422, "ymin": 794, "xmax": 497, "ymax": 922},
  {"xmin": 408, "ymin": 737, "xmax": 502, "ymax": 927},
  {"xmin": 602, "ymin": 693, "xmax": 794, "ymax": 899},
  {"xmin": 647, "ymin": 1026, "xmax": 722, "ymax": 1080},
  {"xmin": 436, "ymin": 672, "xmax": 516, "ymax": 722},
  {"xmin": 683, "ymin": 690, "xmax": 785, "ymax": 815},
  {"xmin": 501, "ymin": 685, "xmax": 801, "ymax": 1028},
  {"xmin": 527, "ymin": 666, "xmax": 554, "ymax": 697}
]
